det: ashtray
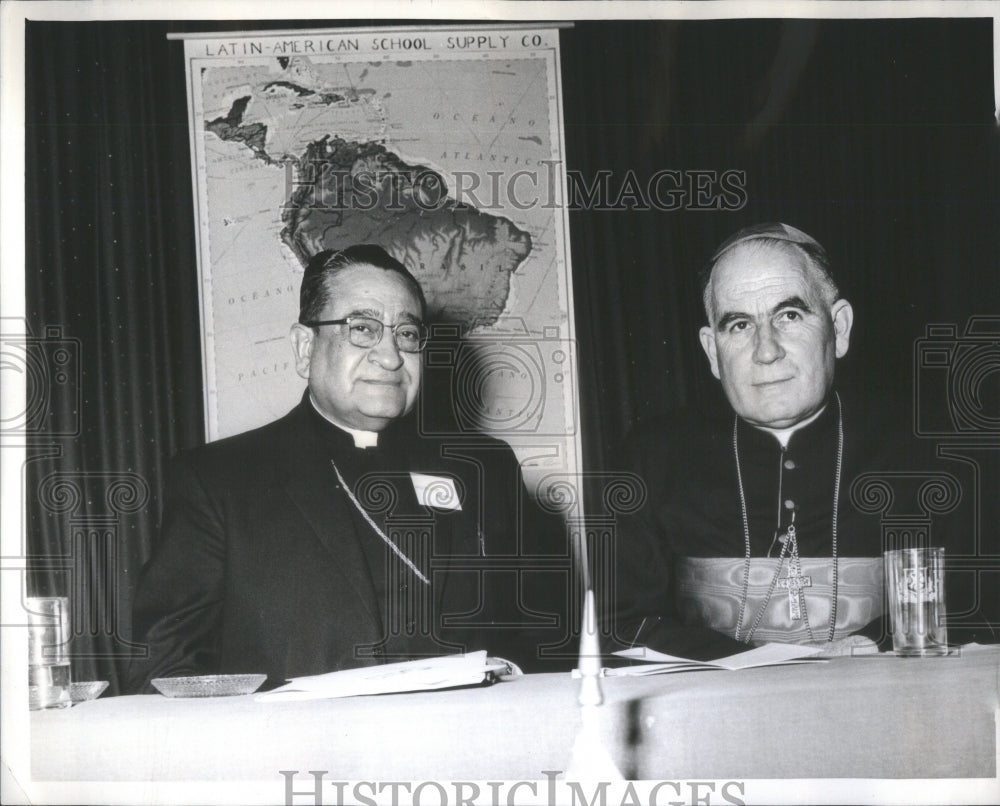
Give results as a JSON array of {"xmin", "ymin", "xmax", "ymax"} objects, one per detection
[
  {"xmin": 71, "ymin": 680, "xmax": 109, "ymax": 702},
  {"xmin": 151, "ymin": 674, "xmax": 267, "ymax": 698}
]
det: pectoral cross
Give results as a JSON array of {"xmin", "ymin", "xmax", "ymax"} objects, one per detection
[
  {"xmin": 775, "ymin": 523, "xmax": 810, "ymax": 620},
  {"xmin": 777, "ymin": 569, "xmax": 812, "ymax": 620}
]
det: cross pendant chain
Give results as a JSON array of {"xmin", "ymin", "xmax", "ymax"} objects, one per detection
[{"xmin": 776, "ymin": 525, "xmax": 811, "ymax": 620}]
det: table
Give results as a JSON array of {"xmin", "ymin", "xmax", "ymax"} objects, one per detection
[{"xmin": 29, "ymin": 648, "xmax": 1000, "ymax": 793}]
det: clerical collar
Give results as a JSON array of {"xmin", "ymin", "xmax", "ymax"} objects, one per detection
[
  {"xmin": 752, "ymin": 403, "xmax": 828, "ymax": 448},
  {"xmin": 308, "ymin": 394, "xmax": 380, "ymax": 448}
]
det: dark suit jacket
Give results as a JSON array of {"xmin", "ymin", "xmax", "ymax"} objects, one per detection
[{"xmin": 127, "ymin": 398, "xmax": 569, "ymax": 693}]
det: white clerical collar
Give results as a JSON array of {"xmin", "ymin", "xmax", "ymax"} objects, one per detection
[
  {"xmin": 753, "ymin": 404, "xmax": 827, "ymax": 448},
  {"xmin": 309, "ymin": 394, "xmax": 380, "ymax": 448}
]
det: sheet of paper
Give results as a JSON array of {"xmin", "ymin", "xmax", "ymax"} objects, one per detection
[
  {"xmin": 711, "ymin": 642, "xmax": 824, "ymax": 670},
  {"xmin": 601, "ymin": 662, "xmax": 716, "ymax": 677},
  {"xmin": 256, "ymin": 651, "xmax": 505, "ymax": 702},
  {"xmin": 614, "ymin": 647, "xmax": 704, "ymax": 663},
  {"xmin": 608, "ymin": 642, "xmax": 825, "ymax": 676}
]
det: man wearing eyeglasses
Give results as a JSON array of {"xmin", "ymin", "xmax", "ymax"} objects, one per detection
[
  {"xmin": 128, "ymin": 245, "xmax": 565, "ymax": 693},
  {"xmin": 290, "ymin": 245, "xmax": 428, "ymax": 438}
]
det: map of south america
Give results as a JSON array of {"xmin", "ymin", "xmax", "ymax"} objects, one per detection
[{"xmin": 206, "ymin": 73, "xmax": 533, "ymax": 329}]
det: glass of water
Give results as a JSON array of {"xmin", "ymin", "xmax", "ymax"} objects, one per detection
[{"xmin": 27, "ymin": 596, "xmax": 73, "ymax": 709}]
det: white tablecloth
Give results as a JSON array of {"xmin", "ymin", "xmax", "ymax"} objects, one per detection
[{"xmin": 30, "ymin": 648, "xmax": 999, "ymax": 784}]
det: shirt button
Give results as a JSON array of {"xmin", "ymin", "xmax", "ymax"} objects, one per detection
[
  {"xmin": 784, "ymin": 499, "xmax": 795, "ymax": 510},
  {"xmin": 784, "ymin": 459, "xmax": 796, "ymax": 470}
]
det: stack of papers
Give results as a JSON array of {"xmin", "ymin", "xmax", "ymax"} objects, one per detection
[
  {"xmin": 256, "ymin": 651, "xmax": 509, "ymax": 702},
  {"xmin": 602, "ymin": 642, "xmax": 826, "ymax": 677}
]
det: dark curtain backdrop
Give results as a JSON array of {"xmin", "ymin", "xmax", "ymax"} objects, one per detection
[{"xmin": 24, "ymin": 18, "xmax": 999, "ymax": 693}]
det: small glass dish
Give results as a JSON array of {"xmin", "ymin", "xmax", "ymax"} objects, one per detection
[
  {"xmin": 151, "ymin": 674, "xmax": 267, "ymax": 698},
  {"xmin": 70, "ymin": 680, "xmax": 109, "ymax": 703}
]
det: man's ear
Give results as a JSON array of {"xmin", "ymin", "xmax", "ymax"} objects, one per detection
[
  {"xmin": 831, "ymin": 299, "xmax": 854, "ymax": 359},
  {"xmin": 289, "ymin": 323, "xmax": 314, "ymax": 380},
  {"xmin": 699, "ymin": 325, "xmax": 721, "ymax": 379}
]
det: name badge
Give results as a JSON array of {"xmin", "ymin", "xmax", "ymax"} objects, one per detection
[{"xmin": 410, "ymin": 473, "xmax": 462, "ymax": 510}]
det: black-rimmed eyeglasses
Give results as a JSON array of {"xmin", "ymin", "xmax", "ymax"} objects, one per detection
[{"xmin": 301, "ymin": 316, "xmax": 429, "ymax": 353}]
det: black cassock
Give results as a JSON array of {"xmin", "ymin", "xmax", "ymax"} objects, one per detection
[
  {"xmin": 609, "ymin": 390, "xmax": 992, "ymax": 657},
  {"xmin": 128, "ymin": 395, "xmax": 570, "ymax": 693}
]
